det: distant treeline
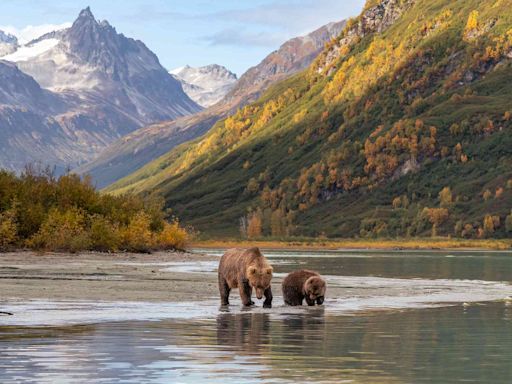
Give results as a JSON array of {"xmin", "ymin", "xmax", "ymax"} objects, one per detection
[{"xmin": 0, "ymin": 167, "xmax": 189, "ymax": 252}]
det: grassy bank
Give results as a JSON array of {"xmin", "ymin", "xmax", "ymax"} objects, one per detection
[{"xmin": 192, "ymin": 238, "xmax": 512, "ymax": 251}]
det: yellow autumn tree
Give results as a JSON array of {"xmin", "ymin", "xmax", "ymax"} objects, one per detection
[
  {"xmin": 466, "ymin": 10, "xmax": 479, "ymax": 34},
  {"xmin": 506, "ymin": 211, "xmax": 512, "ymax": 232},
  {"xmin": 439, "ymin": 187, "xmax": 453, "ymax": 208},
  {"xmin": 0, "ymin": 209, "xmax": 17, "ymax": 250},
  {"xmin": 157, "ymin": 220, "xmax": 189, "ymax": 250},
  {"xmin": 247, "ymin": 210, "xmax": 263, "ymax": 239},
  {"xmin": 121, "ymin": 211, "xmax": 154, "ymax": 252},
  {"xmin": 270, "ymin": 209, "xmax": 286, "ymax": 237},
  {"xmin": 483, "ymin": 215, "xmax": 495, "ymax": 236},
  {"xmin": 423, "ymin": 208, "xmax": 449, "ymax": 237},
  {"xmin": 28, "ymin": 208, "xmax": 90, "ymax": 253}
]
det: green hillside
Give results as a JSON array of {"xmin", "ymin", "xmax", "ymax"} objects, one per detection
[{"xmin": 107, "ymin": 0, "xmax": 512, "ymax": 239}]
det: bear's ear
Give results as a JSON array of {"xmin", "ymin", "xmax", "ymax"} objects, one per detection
[
  {"xmin": 248, "ymin": 266, "xmax": 257, "ymax": 275},
  {"xmin": 266, "ymin": 267, "xmax": 273, "ymax": 275}
]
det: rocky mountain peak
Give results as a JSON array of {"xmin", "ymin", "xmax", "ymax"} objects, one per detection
[
  {"xmin": 68, "ymin": 7, "xmax": 103, "ymax": 44},
  {"xmin": 0, "ymin": 30, "xmax": 18, "ymax": 56},
  {"xmin": 64, "ymin": 7, "xmax": 146, "ymax": 79},
  {"xmin": 69, "ymin": 7, "xmax": 112, "ymax": 41},
  {"xmin": 170, "ymin": 64, "xmax": 237, "ymax": 107},
  {"xmin": 0, "ymin": 30, "xmax": 18, "ymax": 45},
  {"xmin": 78, "ymin": 6, "xmax": 95, "ymax": 21},
  {"xmin": 202, "ymin": 64, "xmax": 237, "ymax": 80}
]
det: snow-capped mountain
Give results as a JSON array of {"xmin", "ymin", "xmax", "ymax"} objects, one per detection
[
  {"xmin": 0, "ymin": 7, "xmax": 201, "ymax": 173},
  {"xmin": 0, "ymin": 30, "xmax": 18, "ymax": 56},
  {"xmin": 170, "ymin": 64, "xmax": 237, "ymax": 107}
]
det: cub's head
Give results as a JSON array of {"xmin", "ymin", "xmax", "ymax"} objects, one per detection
[
  {"xmin": 247, "ymin": 265, "xmax": 273, "ymax": 299},
  {"xmin": 304, "ymin": 276, "xmax": 326, "ymax": 304}
]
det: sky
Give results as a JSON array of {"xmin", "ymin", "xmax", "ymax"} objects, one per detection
[{"xmin": 0, "ymin": 0, "xmax": 366, "ymax": 76}]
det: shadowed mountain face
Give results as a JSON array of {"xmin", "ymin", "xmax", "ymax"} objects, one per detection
[
  {"xmin": 78, "ymin": 20, "xmax": 345, "ymax": 188},
  {"xmin": 0, "ymin": 7, "xmax": 200, "ymax": 173}
]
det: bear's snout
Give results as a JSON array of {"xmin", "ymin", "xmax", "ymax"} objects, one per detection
[{"xmin": 256, "ymin": 288, "xmax": 264, "ymax": 299}]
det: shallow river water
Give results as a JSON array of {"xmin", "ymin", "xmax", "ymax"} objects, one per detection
[{"xmin": 2, "ymin": 249, "xmax": 512, "ymax": 383}]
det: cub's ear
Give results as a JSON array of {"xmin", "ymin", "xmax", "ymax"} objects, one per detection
[
  {"xmin": 266, "ymin": 267, "xmax": 273, "ymax": 275},
  {"xmin": 248, "ymin": 266, "xmax": 257, "ymax": 275}
]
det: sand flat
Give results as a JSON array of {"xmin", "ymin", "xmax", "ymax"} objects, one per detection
[{"xmin": 0, "ymin": 251, "xmax": 219, "ymax": 302}]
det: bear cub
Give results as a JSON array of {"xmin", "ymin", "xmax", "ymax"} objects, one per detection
[
  {"xmin": 218, "ymin": 247, "xmax": 273, "ymax": 308},
  {"xmin": 282, "ymin": 270, "xmax": 326, "ymax": 306}
]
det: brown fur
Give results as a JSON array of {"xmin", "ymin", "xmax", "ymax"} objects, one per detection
[
  {"xmin": 218, "ymin": 247, "xmax": 273, "ymax": 307},
  {"xmin": 282, "ymin": 270, "xmax": 326, "ymax": 306}
]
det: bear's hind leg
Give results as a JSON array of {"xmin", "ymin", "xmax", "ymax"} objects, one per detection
[
  {"xmin": 219, "ymin": 277, "xmax": 231, "ymax": 305},
  {"xmin": 284, "ymin": 296, "xmax": 302, "ymax": 306}
]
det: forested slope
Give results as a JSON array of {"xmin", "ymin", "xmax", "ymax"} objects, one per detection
[{"xmin": 108, "ymin": 0, "xmax": 512, "ymax": 239}]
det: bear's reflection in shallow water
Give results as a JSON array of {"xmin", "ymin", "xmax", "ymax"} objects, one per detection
[
  {"xmin": 215, "ymin": 309, "xmax": 326, "ymax": 355},
  {"xmin": 216, "ymin": 312, "xmax": 271, "ymax": 353}
]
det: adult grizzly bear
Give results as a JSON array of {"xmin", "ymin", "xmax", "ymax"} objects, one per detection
[
  {"xmin": 218, "ymin": 247, "xmax": 273, "ymax": 308},
  {"xmin": 282, "ymin": 270, "xmax": 326, "ymax": 306}
]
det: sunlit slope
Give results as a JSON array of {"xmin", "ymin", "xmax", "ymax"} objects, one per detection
[{"xmin": 107, "ymin": 0, "xmax": 512, "ymax": 238}]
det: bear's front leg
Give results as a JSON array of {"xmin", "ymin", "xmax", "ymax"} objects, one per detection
[
  {"xmin": 240, "ymin": 280, "xmax": 254, "ymax": 306},
  {"xmin": 305, "ymin": 296, "xmax": 316, "ymax": 306},
  {"xmin": 263, "ymin": 286, "xmax": 273, "ymax": 308}
]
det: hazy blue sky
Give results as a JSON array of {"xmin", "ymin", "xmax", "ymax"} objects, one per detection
[{"xmin": 0, "ymin": 0, "xmax": 365, "ymax": 75}]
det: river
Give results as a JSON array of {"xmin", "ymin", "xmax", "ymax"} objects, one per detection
[{"xmin": 1, "ymin": 248, "xmax": 512, "ymax": 383}]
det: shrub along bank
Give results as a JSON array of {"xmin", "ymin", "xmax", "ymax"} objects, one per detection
[{"xmin": 0, "ymin": 168, "xmax": 189, "ymax": 252}]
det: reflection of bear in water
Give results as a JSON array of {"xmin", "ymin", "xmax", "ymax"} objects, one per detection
[
  {"xmin": 218, "ymin": 247, "xmax": 273, "ymax": 308},
  {"xmin": 216, "ymin": 313, "xmax": 270, "ymax": 353},
  {"xmin": 282, "ymin": 270, "xmax": 326, "ymax": 306},
  {"xmin": 281, "ymin": 310, "xmax": 326, "ymax": 355}
]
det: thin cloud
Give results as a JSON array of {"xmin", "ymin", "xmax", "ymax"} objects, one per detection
[
  {"xmin": 0, "ymin": 22, "xmax": 71, "ymax": 44},
  {"xmin": 198, "ymin": 0, "xmax": 363, "ymax": 48},
  {"xmin": 204, "ymin": 28, "xmax": 286, "ymax": 47},
  {"xmin": 209, "ymin": 0, "xmax": 363, "ymax": 33}
]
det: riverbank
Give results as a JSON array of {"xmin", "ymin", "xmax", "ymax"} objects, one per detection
[
  {"xmin": 3, "ymin": 250, "xmax": 512, "ymax": 327},
  {"xmin": 192, "ymin": 238, "xmax": 512, "ymax": 251},
  {"xmin": 0, "ymin": 251, "xmax": 218, "ymax": 302}
]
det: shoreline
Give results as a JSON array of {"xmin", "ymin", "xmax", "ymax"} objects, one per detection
[
  {"xmin": 2, "ymin": 250, "xmax": 512, "ymax": 327},
  {"xmin": 191, "ymin": 239, "xmax": 512, "ymax": 251}
]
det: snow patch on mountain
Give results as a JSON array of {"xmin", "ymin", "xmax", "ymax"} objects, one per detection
[
  {"xmin": 170, "ymin": 64, "xmax": 237, "ymax": 107},
  {"xmin": 2, "ymin": 38, "xmax": 59, "ymax": 62}
]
